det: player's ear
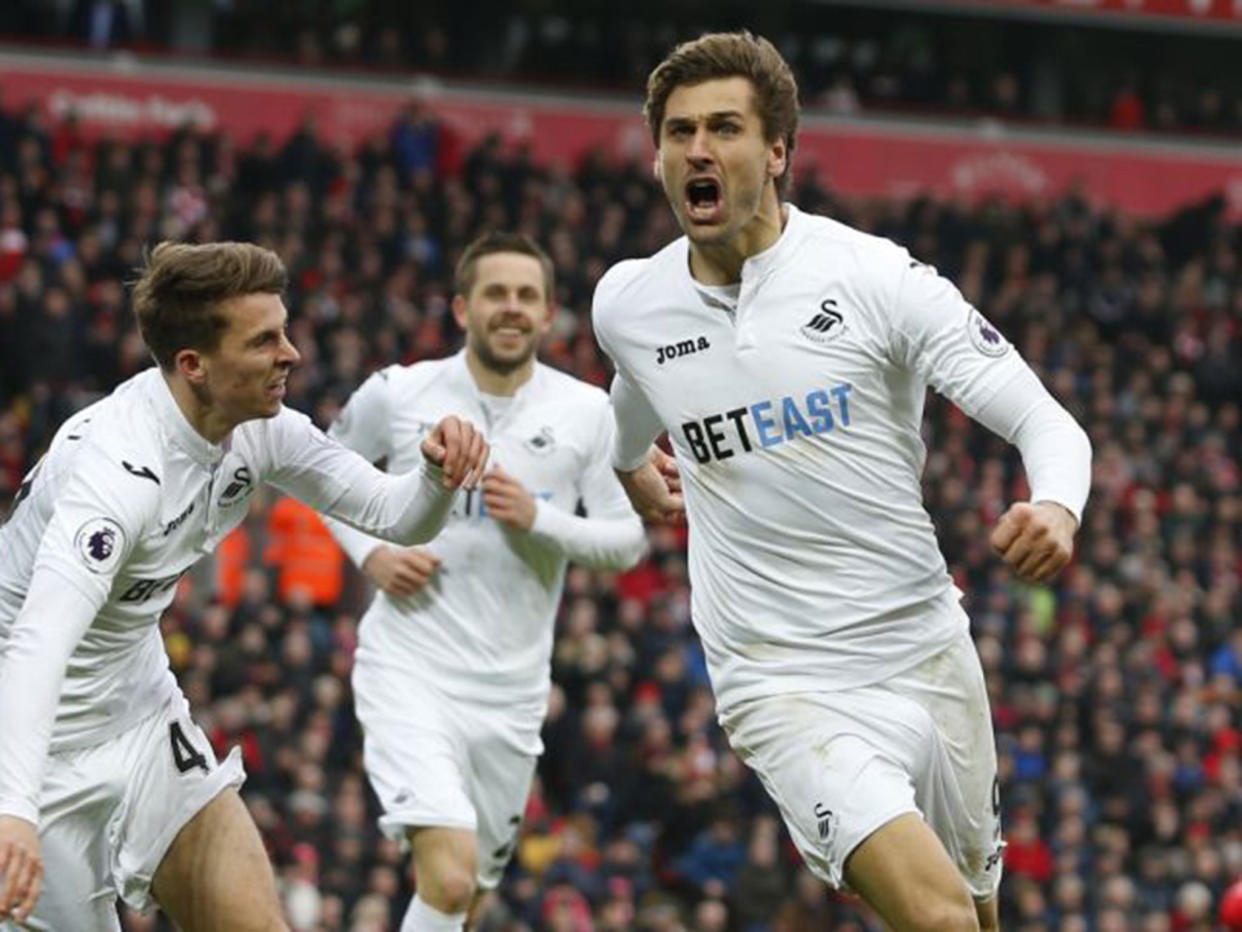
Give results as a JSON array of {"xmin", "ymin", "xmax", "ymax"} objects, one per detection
[
  {"xmin": 451, "ymin": 293, "xmax": 469, "ymax": 330},
  {"xmin": 767, "ymin": 137, "xmax": 787, "ymax": 183},
  {"xmin": 174, "ymin": 348, "xmax": 207, "ymax": 385},
  {"xmin": 652, "ymin": 153, "xmax": 663, "ymax": 182}
]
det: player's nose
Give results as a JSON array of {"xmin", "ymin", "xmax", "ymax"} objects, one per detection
[
  {"xmin": 687, "ymin": 126, "xmax": 713, "ymax": 163},
  {"xmin": 278, "ymin": 331, "xmax": 301, "ymax": 366}
]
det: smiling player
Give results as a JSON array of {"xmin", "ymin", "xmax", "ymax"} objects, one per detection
[{"xmin": 325, "ymin": 232, "xmax": 645, "ymax": 932}]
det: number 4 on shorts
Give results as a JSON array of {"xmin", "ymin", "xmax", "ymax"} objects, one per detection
[{"xmin": 169, "ymin": 721, "xmax": 210, "ymax": 774}]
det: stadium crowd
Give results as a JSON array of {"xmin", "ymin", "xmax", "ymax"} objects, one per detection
[
  {"xmin": 6, "ymin": 1, "xmax": 1242, "ymax": 139},
  {"xmin": 1, "ymin": 83, "xmax": 1241, "ymax": 932}
]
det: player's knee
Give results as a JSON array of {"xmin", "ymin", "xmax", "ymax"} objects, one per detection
[
  {"xmin": 903, "ymin": 899, "xmax": 980, "ymax": 932},
  {"xmin": 421, "ymin": 862, "xmax": 477, "ymax": 914}
]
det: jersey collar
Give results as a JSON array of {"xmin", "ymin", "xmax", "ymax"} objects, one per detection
[
  {"xmin": 143, "ymin": 368, "xmax": 226, "ymax": 467},
  {"xmin": 682, "ymin": 202, "xmax": 805, "ymax": 302},
  {"xmin": 740, "ymin": 201, "xmax": 802, "ymax": 282},
  {"xmin": 448, "ymin": 348, "xmax": 545, "ymax": 404}
]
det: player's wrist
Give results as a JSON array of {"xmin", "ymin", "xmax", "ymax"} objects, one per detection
[
  {"xmin": 1033, "ymin": 499, "xmax": 1078, "ymax": 531},
  {"xmin": 361, "ymin": 545, "xmax": 391, "ymax": 576},
  {"xmin": 0, "ymin": 801, "xmax": 38, "ymax": 828}
]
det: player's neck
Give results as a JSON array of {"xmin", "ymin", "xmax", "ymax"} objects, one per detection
[
  {"xmin": 688, "ymin": 196, "xmax": 786, "ymax": 286},
  {"xmin": 164, "ymin": 372, "xmax": 232, "ymax": 445},
  {"xmin": 466, "ymin": 352, "xmax": 535, "ymax": 397}
]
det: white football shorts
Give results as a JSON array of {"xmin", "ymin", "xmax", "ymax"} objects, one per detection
[
  {"xmin": 5, "ymin": 692, "xmax": 244, "ymax": 932},
  {"xmin": 353, "ymin": 655, "xmax": 541, "ymax": 889},
  {"xmin": 718, "ymin": 627, "xmax": 1003, "ymax": 899}
]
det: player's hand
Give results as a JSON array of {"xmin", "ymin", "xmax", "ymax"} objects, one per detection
[
  {"xmin": 651, "ymin": 445, "xmax": 682, "ymax": 494},
  {"xmin": 481, "ymin": 465, "xmax": 537, "ymax": 531},
  {"xmin": 420, "ymin": 416, "xmax": 489, "ymax": 490},
  {"xmin": 617, "ymin": 448, "xmax": 685, "ymax": 525},
  {"xmin": 990, "ymin": 501, "xmax": 1077, "ymax": 583},
  {"xmin": 0, "ymin": 815, "xmax": 42, "ymax": 926},
  {"xmin": 362, "ymin": 545, "xmax": 442, "ymax": 597}
]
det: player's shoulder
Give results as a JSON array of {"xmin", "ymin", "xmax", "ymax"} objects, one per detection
[
  {"xmin": 71, "ymin": 373, "xmax": 165, "ymax": 468},
  {"xmin": 593, "ymin": 257, "xmax": 650, "ymax": 314},
  {"xmin": 381, "ymin": 356, "xmax": 460, "ymax": 398},
  {"xmin": 594, "ymin": 240, "xmax": 685, "ymax": 312},
  {"xmin": 534, "ymin": 363, "xmax": 610, "ymax": 410},
  {"xmin": 791, "ymin": 205, "xmax": 910, "ymax": 273},
  {"xmin": 45, "ymin": 374, "xmax": 165, "ymax": 522}
]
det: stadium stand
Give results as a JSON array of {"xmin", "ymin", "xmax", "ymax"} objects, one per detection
[{"xmin": 1, "ymin": 5, "xmax": 1240, "ymax": 931}]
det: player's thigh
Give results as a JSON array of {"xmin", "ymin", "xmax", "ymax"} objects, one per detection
[
  {"xmin": 464, "ymin": 721, "xmax": 538, "ymax": 889},
  {"xmin": 975, "ymin": 895, "xmax": 999, "ymax": 932},
  {"xmin": 718, "ymin": 691, "xmax": 925, "ymax": 891},
  {"xmin": 843, "ymin": 812, "xmax": 979, "ymax": 932},
  {"xmin": 15, "ymin": 832, "xmax": 121, "ymax": 932},
  {"xmin": 9, "ymin": 787, "xmax": 122, "ymax": 931},
  {"xmin": 9, "ymin": 736, "xmax": 135, "ymax": 932},
  {"xmin": 354, "ymin": 661, "xmax": 476, "ymax": 841},
  {"xmin": 150, "ymin": 787, "xmax": 285, "ymax": 932},
  {"xmin": 893, "ymin": 632, "xmax": 1003, "ymax": 900},
  {"xmin": 113, "ymin": 697, "xmax": 246, "ymax": 912}
]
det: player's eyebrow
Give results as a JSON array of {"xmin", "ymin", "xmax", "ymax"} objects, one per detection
[
  {"xmin": 247, "ymin": 319, "xmax": 288, "ymax": 346},
  {"xmin": 665, "ymin": 109, "xmax": 746, "ymax": 128}
]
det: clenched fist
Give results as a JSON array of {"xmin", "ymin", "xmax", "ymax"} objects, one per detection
[
  {"xmin": 362, "ymin": 545, "xmax": 442, "ymax": 597},
  {"xmin": 481, "ymin": 465, "xmax": 537, "ymax": 531},
  {"xmin": 616, "ymin": 446, "xmax": 684, "ymax": 525},
  {"xmin": 990, "ymin": 501, "xmax": 1077, "ymax": 583},
  {"xmin": 420, "ymin": 416, "xmax": 489, "ymax": 490}
]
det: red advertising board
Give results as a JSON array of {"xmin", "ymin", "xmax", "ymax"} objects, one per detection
[{"xmin": 3, "ymin": 51, "xmax": 1242, "ymax": 218}]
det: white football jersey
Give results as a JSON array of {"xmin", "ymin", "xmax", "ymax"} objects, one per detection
[
  {"xmin": 593, "ymin": 204, "xmax": 1088, "ymax": 713},
  {"xmin": 327, "ymin": 351, "xmax": 645, "ymax": 709},
  {"xmin": 0, "ymin": 367, "xmax": 457, "ymax": 821}
]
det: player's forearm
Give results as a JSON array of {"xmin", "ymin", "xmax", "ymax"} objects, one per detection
[
  {"xmin": 1013, "ymin": 407, "xmax": 1091, "ymax": 524},
  {"xmin": 336, "ymin": 461, "xmax": 458, "ymax": 545},
  {"xmin": 365, "ymin": 462, "xmax": 459, "ymax": 544},
  {"xmin": 0, "ymin": 569, "xmax": 97, "ymax": 824},
  {"xmin": 529, "ymin": 503, "xmax": 647, "ymax": 569},
  {"xmin": 974, "ymin": 366, "xmax": 1092, "ymax": 523},
  {"xmin": 283, "ymin": 447, "xmax": 458, "ymax": 546}
]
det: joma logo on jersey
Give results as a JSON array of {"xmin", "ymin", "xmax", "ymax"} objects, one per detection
[
  {"xmin": 681, "ymin": 383, "xmax": 853, "ymax": 465},
  {"xmin": 656, "ymin": 335, "xmax": 711, "ymax": 365},
  {"xmin": 163, "ymin": 502, "xmax": 195, "ymax": 536}
]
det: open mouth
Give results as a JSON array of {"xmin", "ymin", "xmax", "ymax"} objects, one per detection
[{"xmin": 685, "ymin": 178, "xmax": 723, "ymax": 223}]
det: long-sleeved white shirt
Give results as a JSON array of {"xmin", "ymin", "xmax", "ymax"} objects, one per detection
[
  {"xmin": 593, "ymin": 204, "xmax": 1091, "ymax": 714},
  {"xmin": 0, "ymin": 367, "xmax": 459, "ymax": 823},
  {"xmin": 326, "ymin": 351, "xmax": 645, "ymax": 721}
]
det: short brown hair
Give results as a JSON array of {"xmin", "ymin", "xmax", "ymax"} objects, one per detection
[
  {"xmin": 644, "ymin": 31, "xmax": 800, "ymax": 198},
  {"xmin": 131, "ymin": 241, "xmax": 287, "ymax": 370},
  {"xmin": 453, "ymin": 231, "xmax": 555, "ymax": 301}
]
